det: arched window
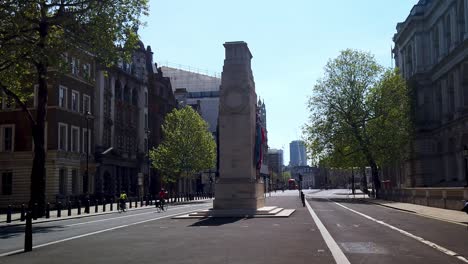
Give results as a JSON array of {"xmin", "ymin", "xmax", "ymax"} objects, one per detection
[
  {"xmin": 115, "ymin": 80, "xmax": 122, "ymax": 101},
  {"xmin": 124, "ymin": 85, "xmax": 130, "ymax": 103},
  {"xmin": 132, "ymin": 89, "xmax": 138, "ymax": 106}
]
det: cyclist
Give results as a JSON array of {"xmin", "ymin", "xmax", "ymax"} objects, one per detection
[
  {"xmin": 119, "ymin": 191, "xmax": 127, "ymax": 212},
  {"xmin": 157, "ymin": 188, "xmax": 168, "ymax": 211}
]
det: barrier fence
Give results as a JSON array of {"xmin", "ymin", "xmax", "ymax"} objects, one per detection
[{"xmin": 1, "ymin": 192, "xmax": 214, "ymax": 224}]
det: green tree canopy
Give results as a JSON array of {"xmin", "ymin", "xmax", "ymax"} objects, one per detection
[
  {"xmin": 150, "ymin": 106, "xmax": 216, "ymax": 184},
  {"xmin": 303, "ymin": 49, "xmax": 411, "ymax": 198},
  {"xmin": 0, "ymin": 0, "xmax": 148, "ymax": 212}
]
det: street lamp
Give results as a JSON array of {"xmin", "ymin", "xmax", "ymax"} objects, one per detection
[
  {"xmin": 84, "ymin": 111, "xmax": 91, "ymax": 194},
  {"xmin": 145, "ymin": 129, "xmax": 151, "ymax": 196},
  {"xmin": 464, "ymin": 145, "xmax": 468, "ymax": 187}
]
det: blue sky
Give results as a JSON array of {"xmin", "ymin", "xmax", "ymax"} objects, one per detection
[{"xmin": 139, "ymin": 0, "xmax": 419, "ymax": 165}]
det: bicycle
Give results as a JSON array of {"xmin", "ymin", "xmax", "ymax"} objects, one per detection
[
  {"xmin": 155, "ymin": 199, "xmax": 168, "ymax": 212},
  {"xmin": 118, "ymin": 200, "xmax": 127, "ymax": 213}
]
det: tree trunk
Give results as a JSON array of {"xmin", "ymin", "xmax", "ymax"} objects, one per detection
[
  {"xmin": 369, "ymin": 161, "xmax": 381, "ymax": 199},
  {"xmin": 30, "ymin": 62, "xmax": 48, "ymax": 216},
  {"xmin": 361, "ymin": 166, "xmax": 368, "ymax": 194}
]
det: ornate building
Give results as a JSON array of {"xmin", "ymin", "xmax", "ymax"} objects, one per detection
[
  {"xmin": 94, "ymin": 42, "xmax": 176, "ymax": 198},
  {"xmin": 393, "ymin": 0, "xmax": 468, "ymax": 187}
]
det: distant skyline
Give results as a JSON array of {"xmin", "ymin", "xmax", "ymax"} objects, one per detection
[{"xmin": 139, "ymin": 0, "xmax": 419, "ymax": 165}]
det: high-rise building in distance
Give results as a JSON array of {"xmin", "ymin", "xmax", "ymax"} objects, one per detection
[{"xmin": 289, "ymin": 140, "xmax": 307, "ymax": 166}]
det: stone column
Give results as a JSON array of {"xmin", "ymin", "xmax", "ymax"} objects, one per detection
[
  {"xmin": 450, "ymin": 7, "xmax": 457, "ymax": 50},
  {"xmin": 439, "ymin": 21, "xmax": 446, "ymax": 57},
  {"xmin": 214, "ymin": 41, "xmax": 265, "ymax": 210},
  {"xmin": 441, "ymin": 78, "xmax": 448, "ymax": 123},
  {"xmin": 464, "ymin": 0, "xmax": 468, "ymax": 39}
]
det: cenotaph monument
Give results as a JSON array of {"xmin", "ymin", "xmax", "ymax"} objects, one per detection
[
  {"xmin": 214, "ymin": 41, "xmax": 265, "ymax": 210},
  {"xmin": 175, "ymin": 41, "xmax": 294, "ymax": 218}
]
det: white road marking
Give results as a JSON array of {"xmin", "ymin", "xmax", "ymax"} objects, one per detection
[
  {"xmin": 65, "ymin": 204, "xmax": 198, "ymax": 227},
  {"xmin": 336, "ymin": 223, "xmax": 342, "ymax": 228},
  {"xmin": 0, "ymin": 207, "xmax": 209, "ymax": 257},
  {"xmin": 305, "ymin": 200, "xmax": 351, "ymax": 264},
  {"xmin": 333, "ymin": 201, "xmax": 468, "ymax": 263}
]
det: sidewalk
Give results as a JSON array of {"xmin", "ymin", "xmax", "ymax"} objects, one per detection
[
  {"xmin": 0, "ymin": 198, "xmax": 212, "ymax": 228},
  {"xmin": 369, "ymin": 199, "xmax": 468, "ymax": 224}
]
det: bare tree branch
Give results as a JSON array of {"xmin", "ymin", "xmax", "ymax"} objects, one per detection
[{"xmin": 0, "ymin": 82, "xmax": 35, "ymax": 125}]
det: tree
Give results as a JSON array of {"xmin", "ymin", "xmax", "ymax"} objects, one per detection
[
  {"xmin": 150, "ymin": 106, "xmax": 216, "ymax": 185},
  {"xmin": 0, "ymin": 0, "xmax": 148, "ymax": 214},
  {"xmin": 303, "ymin": 49, "xmax": 410, "ymax": 198}
]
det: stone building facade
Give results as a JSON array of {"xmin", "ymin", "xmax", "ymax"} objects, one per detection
[
  {"xmin": 0, "ymin": 51, "xmax": 96, "ymax": 207},
  {"xmin": 0, "ymin": 42, "xmax": 176, "ymax": 207},
  {"xmin": 393, "ymin": 0, "xmax": 468, "ymax": 187},
  {"xmin": 93, "ymin": 42, "xmax": 176, "ymax": 199}
]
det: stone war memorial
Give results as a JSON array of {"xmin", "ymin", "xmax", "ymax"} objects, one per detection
[{"xmin": 176, "ymin": 41, "xmax": 294, "ymax": 218}]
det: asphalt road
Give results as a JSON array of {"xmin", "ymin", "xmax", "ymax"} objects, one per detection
[
  {"xmin": 0, "ymin": 201, "xmax": 212, "ymax": 256},
  {"xmin": 0, "ymin": 190, "xmax": 466, "ymax": 264}
]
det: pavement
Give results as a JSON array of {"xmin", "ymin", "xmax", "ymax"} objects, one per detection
[{"xmin": 0, "ymin": 190, "xmax": 467, "ymax": 264}]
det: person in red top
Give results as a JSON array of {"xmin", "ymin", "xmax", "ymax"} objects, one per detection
[{"xmin": 158, "ymin": 188, "xmax": 167, "ymax": 207}]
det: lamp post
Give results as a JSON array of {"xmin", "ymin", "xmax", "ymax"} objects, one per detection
[
  {"xmin": 84, "ymin": 111, "xmax": 91, "ymax": 194},
  {"xmin": 464, "ymin": 145, "xmax": 468, "ymax": 187},
  {"xmin": 145, "ymin": 129, "xmax": 151, "ymax": 196}
]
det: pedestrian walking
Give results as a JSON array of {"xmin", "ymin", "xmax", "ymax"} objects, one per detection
[{"xmin": 300, "ymin": 191, "xmax": 305, "ymax": 207}]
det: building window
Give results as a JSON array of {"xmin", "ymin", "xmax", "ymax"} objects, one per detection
[
  {"xmin": 72, "ymin": 169, "xmax": 79, "ymax": 195},
  {"xmin": 59, "ymin": 168, "xmax": 67, "ymax": 195},
  {"xmin": 59, "ymin": 86, "xmax": 67, "ymax": 108},
  {"xmin": 71, "ymin": 126, "xmax": 80, "ymax": 152},
  {"xmin": 1, "ymin": 92, "xmax": 15, "ymax": 110},
  {"xmin": 58, "ymin": 123, "xmax": 68, "ymax": 151},
  {"xmin": 83, "ymin": 63, "xmax": 91, "ymax": 79},
  {"xmin": 83, "ymin": 94, "xmax": 91, "ymax": 114},
  {"xmin": 82, "ymin": 128, "xmax": 91, "ymax": 154},
  {"xmin": 144, "ymin": 113, "xmax": 148, "ymax": 129},
  {"xmin": 1, "ymin": 171, "xmax": 12, "ymax": 195},
  {"xmin": 71, "ymin": 57, "xmax": 76, "ymax": 75},
  {"xmin": 71, "ymin": 90, "xmax": 79, "ymax": 112},
  {"xmin": 0, "ymin": 125, "xmax": 15, "ymax": 152}
]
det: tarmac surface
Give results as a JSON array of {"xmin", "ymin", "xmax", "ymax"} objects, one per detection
[{"xmin": 0, "ymin": 190, "xmax": 467, "ymax": 264}]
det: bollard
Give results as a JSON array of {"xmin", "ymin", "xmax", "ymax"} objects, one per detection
[
  {"xmin": 77, "ymin": 200, "xmax": 81, "ymax": 215},
  {"xmin": 129, "ymin": 198, "xmax": 133, "ymax": 208},
  {"xmin": 45, "ymin": 203, "xmax": 50, "ymax": 218},
  {"xmin": 94, "ymin": 200, "xmax": 98, "ymax": 213},
  {"xmin": 57, "ymin": 202, "xmax": 62, "ymax": 217},
  {"xmin": 6, "ymin": 205, "xmax": 12, "ymax": 223},
  {"xmin": 32, "ymin": 203, "xmax": 38, "ymax": 220},
  {"xmin": 103, "ymin": 200, "xmax": 106, "ymax": 212},
  {"xmin": 21, "ymin": 204, "xmax": 26, "ymax": 221},
  {"xmin": 110, "ymin": 198, "xmax": 113, "ymax": 211},
  {"xmin": 24, "ymin": 211, "xmax": 33, "ymax": 252},
  {"xmin": 67, "ymin": 201, "xmax": 72, "ymax": 216},
  {"xmin": 140, "ymin": 197, "xmax": 143, "ymax": 207},
  {"xmin": 85, "ymin": 200, "xmax": 90, "ymax": 214},
  {"xmin": 146, "ymin": 196, "xmax": 149, "ymax": 206}
]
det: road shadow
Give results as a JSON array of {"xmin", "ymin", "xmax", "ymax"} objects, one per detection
[
  {"xmin": 0, "ymin": 224, "xmax": 65, "ymax": 239},
  {"xmin": 189, "ymin": 217, "xmax": 244, "ymax": 227}
]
